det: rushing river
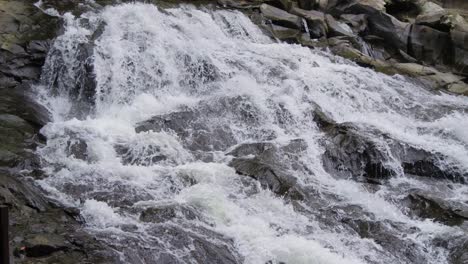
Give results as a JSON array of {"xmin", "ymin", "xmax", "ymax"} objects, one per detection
[{"xmin": 34, "ymin": 2, "xmax": 468, "ymax": 264}]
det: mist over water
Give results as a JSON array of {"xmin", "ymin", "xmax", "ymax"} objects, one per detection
[{"xmin": 35, "ymin": 3, "xmax": 468, "ymax": 264}]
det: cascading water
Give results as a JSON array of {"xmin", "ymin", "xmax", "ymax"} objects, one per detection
[{"xmin": 34, "ymin": 2, "xmax": 468, "ymax": 264}]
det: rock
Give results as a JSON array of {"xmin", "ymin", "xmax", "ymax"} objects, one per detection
[
  {"xmin": 145, "ymin": 225, "xmax": 242, "ymax": 264},
  {"xmin": 297, "ymin": 0, "xmax": 317, "ymax": 10},
  {"xmin": 440, "ymin": 0, "xmax": 468, "ymax": 10},
  {"xmin": 415, "ymin": 10, "xmax": 450, "ymax": 31},
  {"xmin": 0, "ymin": 0, "xmax": 59, "ymax": 84},
  {"xmin": 419, "ymin": 1, "xmax": 446, "ymax": 17},
  {"xmin": 342, "ymin": 218, "xmax": 429, "ymax": 263},
  {"xmin": 407, "ymin": 24, "xmax": 452, "ymax": 66},
  {"xmin": 344, "ymin": 4, "xmax": 410, "ymax": 51},
  {"xmin": 447, "ymin": 82, "xmax": 468, "ymax": 95},
  {"xmin": 227, "ymin": 141, "xmax": 305, "ymax": 199},
  {"xmin": 260, "ymin": 4, "xmax": 303, "ymax": 29},
  {"xmin": 23, "ymin": 234, "xmax": 68, "ymax": 258},
  {"xmin": 290, "ymin": 7, "xmax": 328, "ymax": 38},
  {"xmin": 140, "ymin": 204, "xmax": 198, "ymax": 223},
  {"xmin": 217, "ymin": 0, "xmax": 267, "ymax": 9},
  {"xmin": 450, "ymin": 18, "xmax": 468, "ymax": 76},
  {"xmin": 135, "ymin": 109, "xmax": 237, "ymax": 152},
  {"xmin": 0, "ymin": 1, "xmax": 121, "ymax": 263},
  {"xmin": 341, "ymin": 14, "xmax": 368, "ymax": 33},
  {"xmin": 276, "ymin": 0, "xmax": 294, "ymax": 11},
  {"xmin": 325, "ymin": 14, "xmax": 355, "ymax": 37},
  {"xmin": 321, "ymin": 123, "xmax": 395, "ymax": 183},
  {"xmin": 268, "ymin": 24, "xmax": 302, "ymax": 41},
  {"xmin": 450, "ymin": 238, "xmax": 468, "ymax": 264},
  {"xmin": 406, "ymin": 191, "xmax": 468, "ymax": 226},
  {"xmin": 320, "ymin": 119, "xmax": 467, "ymax": 183}
]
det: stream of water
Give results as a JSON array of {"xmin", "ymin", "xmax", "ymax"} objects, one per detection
[{"xmin": 34, "ymin": 3, "xmax": 468, "ymax": 264}]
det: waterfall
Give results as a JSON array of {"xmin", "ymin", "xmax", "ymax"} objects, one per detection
[{"xmin": 34, "ymin": 3, "xmax": 468, "ymax": 264}]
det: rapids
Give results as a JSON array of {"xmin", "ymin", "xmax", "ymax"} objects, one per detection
[{"xmin": 34, "ymin": 2, "xmax": 468, "ymax": 264}]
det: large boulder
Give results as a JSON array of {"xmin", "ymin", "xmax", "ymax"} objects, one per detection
[
  {"xmin": 407, "ymin": 24, "xmax": 452, "ymax": 66},
  {"xmin": 343, "ymin": 4, "xmax": 411, "ymax": 51},
  {"xmin": 325, "ymin": 14, "xmax": 355, "ymax": 37},
  {"xmin": 260, "ymin": 3, "xmax": 303, "ymax": 29},
  {"xmin": 290, "ymin": 7, "xmax": 328, "ymax": 38}
]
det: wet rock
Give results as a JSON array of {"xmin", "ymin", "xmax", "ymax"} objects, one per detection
[
  {"xmin": 115, "ymin": 144, "xmax": 167, "ymax": 166},
  {"xmin": 227, "ymin": 141, "xmax": 305, "ymax": 199},
  {"xmin": 66, "ymin": 138, "xmax": 88, "ymax": 160},
  {"xmin": 260, "ymin": 3, "xmax": 303, "ymax": 29},
  {"xmin": 0, "ymin": 0, "xmax": 122, "ymax": 263},
  {"xmin": 401, "ymin": 148, "xmax": 466, "ymax": 183},
  {"xmin": 179, "ymin": 54, "xmax": 220, "ymax": 88},
  {"xmin": 320, "ymin": 119, "xmax": 467, "ymax": 183},
  {"xmin": 406, "ymin": 191, "xmax": 468, "ymax": 226},
  {"xmin": 290, "ymin": 7, "xmax": 328, "ymax": 38},
  {"xmin": 325, "ymin": 14, "xmax": 354, "ymax": 37},
  {"xmin": 450, "ymin": 237, "xmax": 468, "ymax": 264},
  {"xmin": 141, "ymin": 225, "xmax": 242, "ymax": 264},
  {"xmin": 140, "ymin": 204, "xmax": 198, "ymax": 223},
  {"xmin": 343, "ymin": 218, "xmax": 428, "ymax": 263},
  {"xmin": 321, "ymin": 123, "xmax": 395, "ymax": 182},
  {"xmin": 267, "ymin": 24, "xmax": 302, "ymax": 41},
  {"xmin": 135, "ymin": 109, "xmax": 237, "ymax": 152}
]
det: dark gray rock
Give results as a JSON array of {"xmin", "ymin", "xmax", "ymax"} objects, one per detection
[
  {"xmin": 227, "ymin": 141, "xmax": 305, "ymax": 199},
  {"xmin": 290, "ymin": 7, "xmax": 328, "ymax": 38},
  {"xmin": 407, "ymin": 24, "xmax": 452, "ymax": 66},
  {"xmin": 297, "ymin": 0, "xmax": 317, "ymax": 10},
  {"xmin": 325, "ymin": 14, "xmax": 354, "ymax": 37},
  {"xmin": 451, "ymin": 25, "xmax": 468, "ymax": 76},
  {"xmin": 318, "ymin": 114, "xmax": 467, "ymax": 183},
  {"xmin": 342, "ymin": 218, "xmax": 428, "ymax": 263},
  {"xmin": 140, "ymin": 204, "xmax": 199, "ymax": 223},
  {"xmin": 135, "ymin": 109, "xmax": 237, "ymax": 152},
  {"xmin": 405, "ymin": 191, "xmax": 468, "ymax": 226},
  {"xmin": 260, "ymin": 3, "xmax": 303, "ymax": 29},
  {"xmin": 450, "ymin": 237, "xmax": 468, "ymax": 264}
]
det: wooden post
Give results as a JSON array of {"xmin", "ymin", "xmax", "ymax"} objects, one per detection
[{"xmin": 0, "ymin": 206, "xmax": 9, "ymax": 264}]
